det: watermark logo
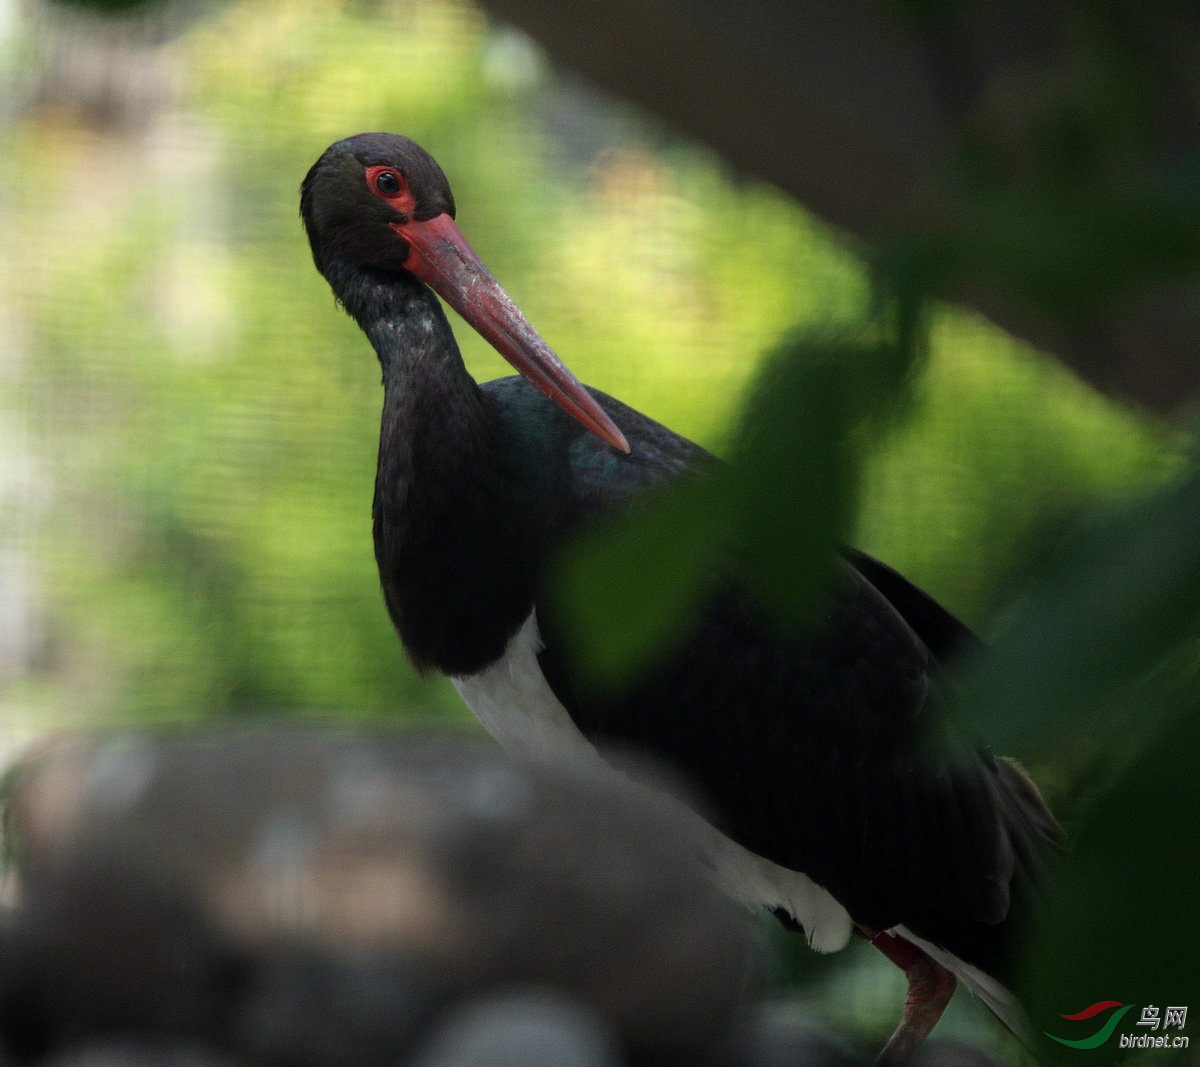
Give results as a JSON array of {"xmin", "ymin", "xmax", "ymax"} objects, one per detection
[
  {"xmin": 1045, "ymin": 1001, "xmax": 1188, "ymax": 1050},
  {"xmin": 1045, "ymin": 1001, "xmax": 1135, "ymax": 1049}
]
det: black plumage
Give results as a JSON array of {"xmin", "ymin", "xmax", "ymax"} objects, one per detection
[{"xmin": 301, "ymin": 133, "xmax": 1061, "ymax": 1058}]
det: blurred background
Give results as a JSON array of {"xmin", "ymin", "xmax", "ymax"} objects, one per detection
[
  {"xmin": 0, "ymin": 0, "xmax": 1173, "ymax": 736},
  {"xmin": 0, "ymin": 0, "xmax": 1193, "ymax": 1060}
]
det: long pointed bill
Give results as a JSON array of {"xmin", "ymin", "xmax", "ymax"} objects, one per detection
[{"xmin": 395, "ymin": 213, "xmax": 630, "ymax": 454}]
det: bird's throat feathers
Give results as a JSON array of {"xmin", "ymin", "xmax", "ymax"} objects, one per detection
[
  {"xmin": 363, "ymin": 278, "xmax": 551, "ymax": 676},
  {"xmin": 336, "ymin": 266, "xmax": 460, "ymax": 379}
]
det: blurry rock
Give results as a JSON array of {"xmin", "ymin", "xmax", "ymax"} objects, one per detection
[
  {"xmin": 0, "ymin": 907, "xmax": 22, "ymax": 1062},
  {"xmin": 5, "ymin": 726, "xmax": 752, "ymax": 1064},
  {"xmin": 909, "ymin": 1039, "xmax": 1006, "ymax": 1066},
  {"xmin": 39, "ymin": 1041, "xmax": 236, "ymax": 1067},
  {"xmin": 409, "ymin": 990, "xmax": 623, "ymax": 1067},
  {"xmin": 719, "ymin": 1003, "xmax": 867, "ymax": 1067},
  {"xmin": 0, "ymin": 864, "xmax": 225, "ymax": 1060},
  {"xmin": 231, "ymin": 943, "xmax": 435, "ymax": 1067}
]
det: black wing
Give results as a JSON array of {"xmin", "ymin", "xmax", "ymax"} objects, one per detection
[
  {"xmin": 535, "ymin": 388, "xmax": 1059, "ymax": 978},
  {"xmin": 841, "ymin": 548, "xmax": 986, "ymax": 664}
]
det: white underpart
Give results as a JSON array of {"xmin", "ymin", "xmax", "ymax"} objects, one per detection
[
  {"xmin": 456, "ymin": 612, "xmax": 1036, "ymax": 1047},
  {"xmin": 452, "ymin": 610, "xmax": 854, "ymax": 954}
]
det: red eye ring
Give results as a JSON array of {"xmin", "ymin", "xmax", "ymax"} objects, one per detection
[{"xmin": 366, "ymin": 164, "xmax": 416, "ymax": 214}]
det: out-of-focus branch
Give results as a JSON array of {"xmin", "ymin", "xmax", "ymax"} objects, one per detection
[{"xmin": 482, "ymin": 0, "xmax": 1200, "ymax": 416}]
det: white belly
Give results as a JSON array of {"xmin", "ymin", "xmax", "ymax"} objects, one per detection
[{"xmin": 452, "ymin": 611, "xmax": 854, "ymax": 954}]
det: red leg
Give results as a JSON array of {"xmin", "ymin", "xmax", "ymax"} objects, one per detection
[{"xmin": 859, "ymin": 927, "xmax": 957, "ymax": 1065}]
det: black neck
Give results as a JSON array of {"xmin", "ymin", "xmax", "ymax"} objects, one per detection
[{"xmin": 344, "ymin": 267, "xmax": 542, "ymax": 676}]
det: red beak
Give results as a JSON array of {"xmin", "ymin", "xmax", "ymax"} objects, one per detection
[{"xmin": 394, "ymin": 213, "xmax": 631, "ymax": 454}]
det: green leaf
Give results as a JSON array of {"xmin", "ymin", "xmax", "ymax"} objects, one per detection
[
  {"xmin": 547, "ymin": 475, "xmax": 728, "ymax": 693},
  {"xmin": 548, "ymin": 310, "xmax": 924, "ymax": 692},
  {"xmin": 957, "ymin": 465, "xmax": 1200, "ymax": 757},
  {"xmin": 1017, "ymin": 702, "xmax": 1200, "ymax": 1062}
]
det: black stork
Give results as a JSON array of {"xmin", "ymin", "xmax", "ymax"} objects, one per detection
[{"xmin": 301, "ymin": 133, "xmax": 1061, "ymax": 1064}]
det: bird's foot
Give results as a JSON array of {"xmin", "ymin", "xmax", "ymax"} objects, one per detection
[{"xmin": 861, "ymin": 928, "xmax": 957, "ymax": 1066}]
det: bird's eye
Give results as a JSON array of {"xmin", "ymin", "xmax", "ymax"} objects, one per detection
[
  {"xmin": 374, "ymin": 170, "xmax": 401, "ymax": 195},
  {"xmin": 365, "ymin": 164, "xmax": 415, "ymax": 213}
]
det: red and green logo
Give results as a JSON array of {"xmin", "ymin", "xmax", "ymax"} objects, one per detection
[
  {"xmin": 1045, "ymin": 1001, "xmax": 1135, "ymax": 1049},
  {"xmin": 1046, "ymin": 1001, "xmax": 1189, "ymax": 1049}
]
